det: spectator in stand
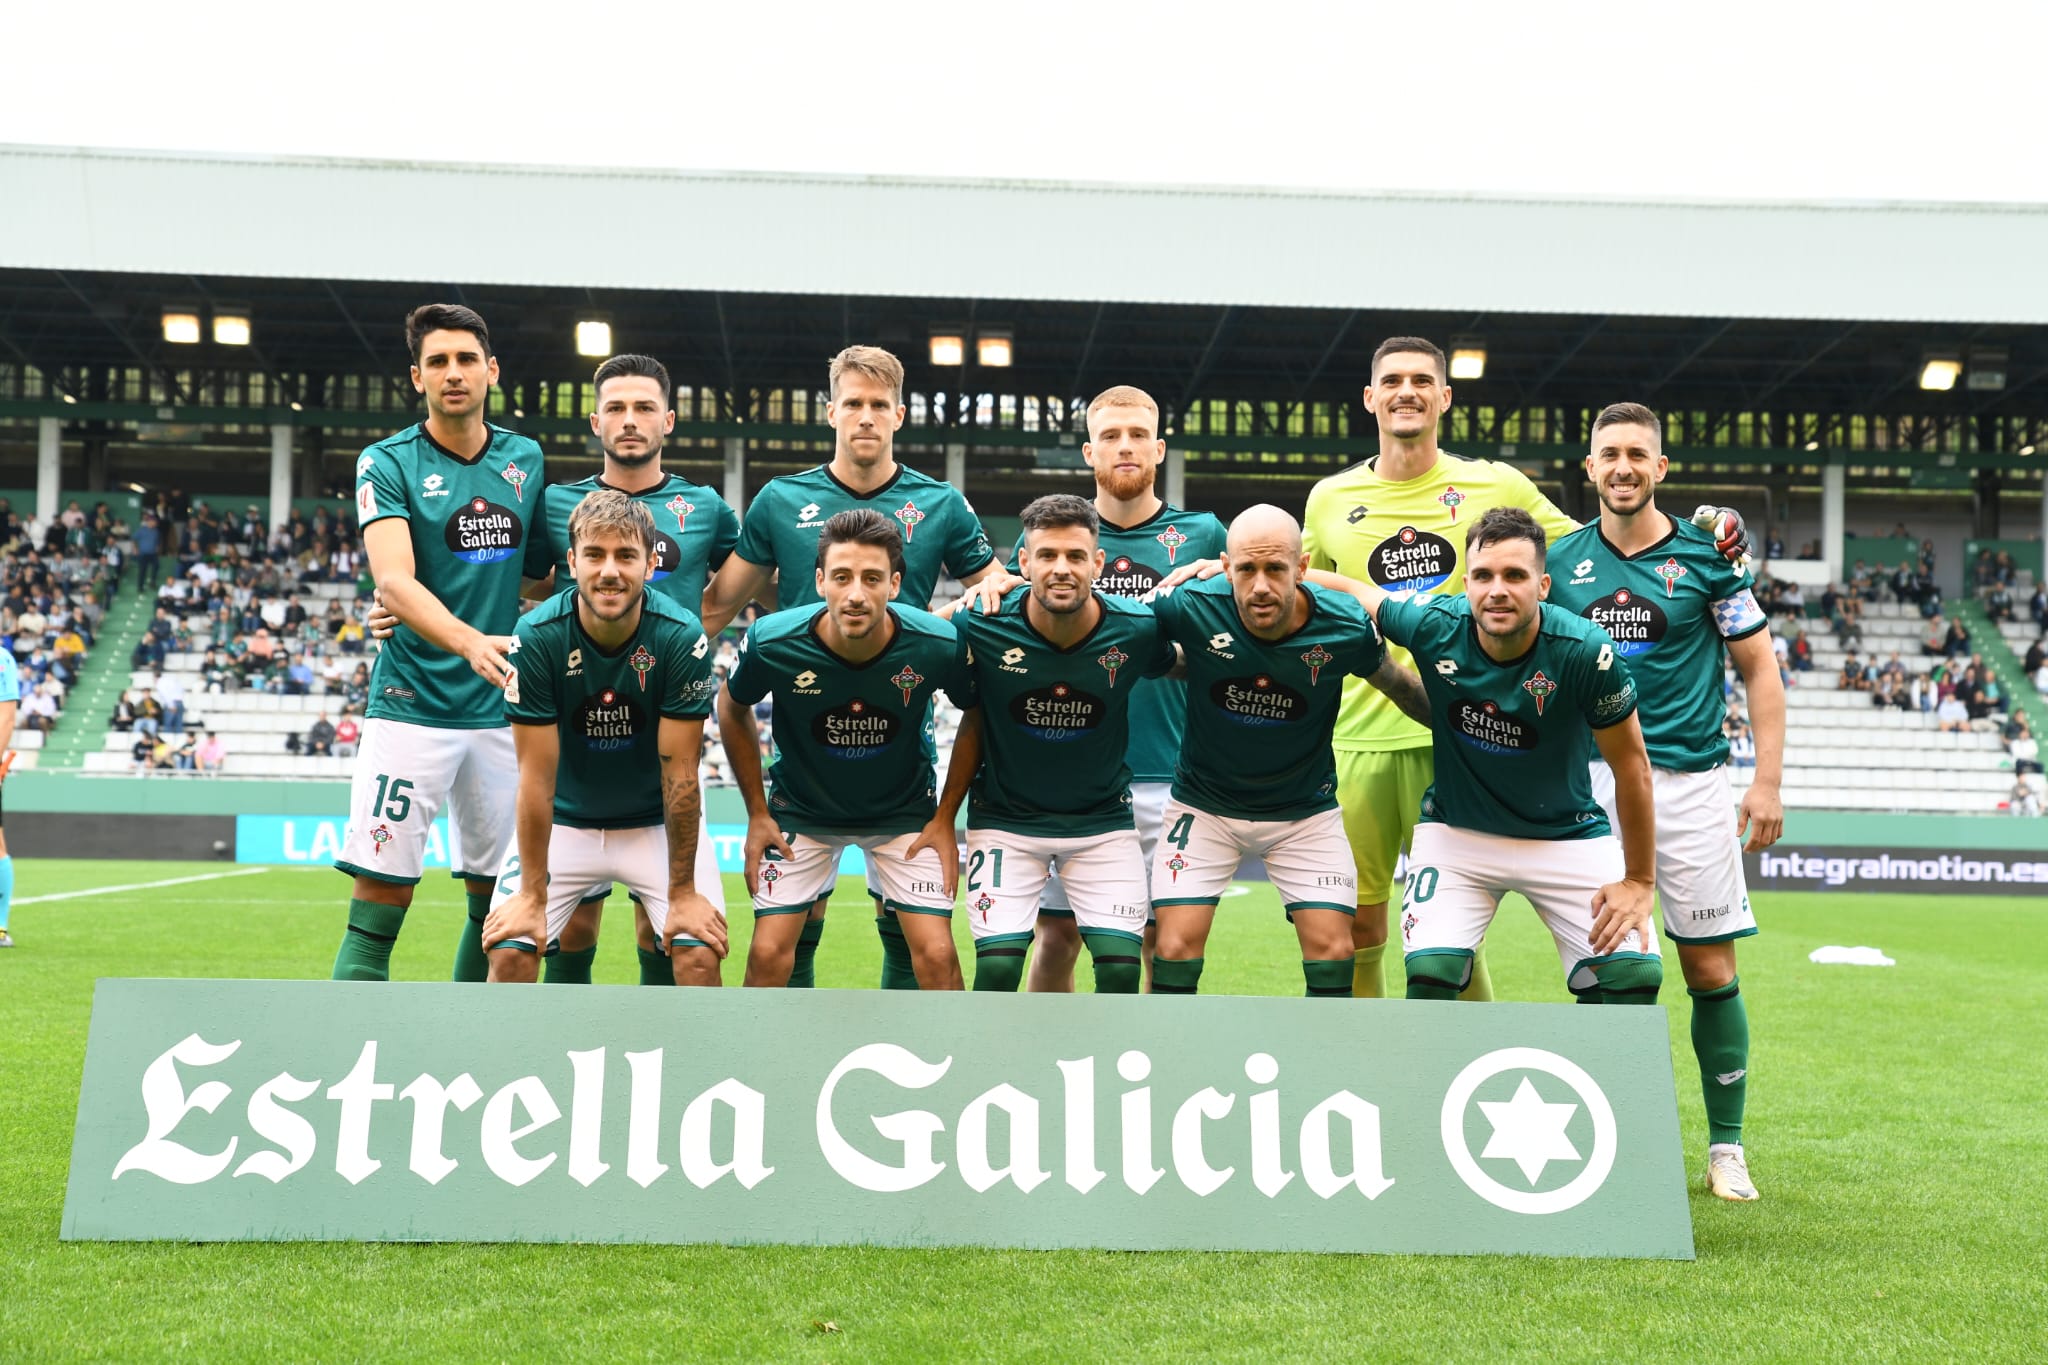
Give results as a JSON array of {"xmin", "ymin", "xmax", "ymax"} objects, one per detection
[
  {"xmin": 306, "ymin": 712, "xmax": 336, "ymax": 757},
  {"xmin": 245, "ymin": 625, "xmax": 278, "ymax": 665},
  {"xmin": 238, "ymin": 505, "xmax": 265, "ymax": 546},
  {"xmin": 111, "ymin": 692, "xmax": 137, "ymax": 732},
  {"xmin": 1838, "ymin": 650, "xmax": 1871, "ymax": 693},
  {"xmin": 200, "ymin": 647, "xmax": 232, "ymax": 693},
  {"xmin": 1987, "ymin": 580, "xmax": 2016, "ymax": 623},
  {"xmin": 1972, "ymin": 549, "xmax": 1997, "ymax": 588},
  {"xmin": 1789, "ymin": 629, "xmax": 1814, "ymax": 672},
  {"xmin": 1892, "ymin": 559, "xmax": 1917, "ymax": 604},
  {"xmin": 130, "ymin": 733, "xmax": 154, "ymax": 773},
  {"xmin": 2036, "ymin": 660, "xmax": 2048, "ymax": 697},
  {"xmin": 135, "ymin": 689, "xmax": 163, "ymax": 738},
  {"xmin": 2005, "ymin": 712, "xmax": 2042, "ymax": 775},
  {"xmin": 1937, "ymin": 691, "xmax": 1971, "ymax": 733},
  {"xmin": 1765, "ymin": 528, "xmax": 1787, "ymax": 560},
  {"xmin": 2030, "ymin": 584, "xmax": 2047, "ymax": 631},
  {"xmin": 333, "ymin": 712, "xmax": 361, "ymax": 759},
  {"xmin": 2010, "ymin": 777, "xmax": 2043, "ymax": 818},
  {"xmin": 1797, "ymin": 539, "xmax": 1821, "ymax": 560},
  {"xmin": 343, "ymin": 662, "xmax": 369, "ymax": 711},
  {"xmin": 335, "ymin": 614, "xmax": 365, "ymax": 655},
  {"xmin": 1923, "ymin": 615, "xmax": 1948, "ymax": 658},
  {"xmin": 284, "ymin": 652, "xmax": 315, "ymax": 696},
  {"xmin": 22, "ymin": 686, "xmax": 58, "ymax": 733},
  {"xmin": 1943, "ymin": 618, "xmax": 1973, "ymax": 659},
  {"xmin": 1916, "ymin": 569, "xmax": 1943, "ymax": 619},
  {"xmin": 158, "ymin": 674, "xmax": 186, "ymax": 734},
  {"xmin": 2025, "ymin": 637, "xmax": 2047, "ymax": 677},
  {"xmin": 1952, "ymin": 662, "xmax": 1985, "ymax": 721},
  {"xmin": 1918, "ymin": 537, "xmax": 1937, "ymax": 573},
  {"xmin": 195, "ymin": 731, "xmax": 226, "ymax": 774},
  {"xmin": 1727, "ymin": 718, "xmax": 1757, "ymax": 768}
]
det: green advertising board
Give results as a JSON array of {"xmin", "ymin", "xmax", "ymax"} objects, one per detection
[{"xmin": 63, "ymin": 982, "xmax": 1692, "ymax": 1259}]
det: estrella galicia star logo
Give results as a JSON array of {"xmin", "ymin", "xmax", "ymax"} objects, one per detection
[
  {"xmin": 1440, "ymin": 1047, "xmax": 1617, "ymax": 1215},
  {"xmin": 666, "ymin": 493, "xmax": 694, "ymax": 532},
  {"xmin": 1301, "ymin": 643, "xmax": 1334, "ymax": 685},
  {"xmin": 628, "ymin": 645, "xmax": 656, "ymax": 690},
  {"xmin": 1656, "ymin": 556, "xmax": 1688, "ymax": 597},
  {"xmin": 1155, "ymin": 526, "xmax": 1189, "ymax": 564},
  {"xmin": 1097, "ymin": 645, "xmax": 1130, "ymax": 687},
  {"xmin": 500, "ymin": 462, "xmax": 528, "ymax": 502},
  {"xmin": 1438, "ymin": 485, "xmax": 1466, "ymax": 521},
  {"xmin": 1521, "ymin": 670, "xmax": 1557, "ymax": 715},
  {"xmin": 894, "ymin": 500, "xmax": 926, "ymax": 542},
  {"xmin": 890, "ymin": 665, "xmax": 924, "ymax": 705}
]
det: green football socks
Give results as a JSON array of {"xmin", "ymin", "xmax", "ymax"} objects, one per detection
[
  {"xmin": 1690, "ymin": 977, "xmax": 1750, "ymax": 1146},
  {"xmin": 332, "ymin": 898, "xmax": 406, "ymax": 982},
  {"xmin": 449, "ymin": 891, "xmax": 491, "ymax": 983},
  {"xmin": 972, "ymin": 933, "xmax": 1030, "ymax": 992},
  {"xmin": 636, "ymin": 946, "xmax": 674, "ymax": 986},
  {"xmin": 1151, "ymin": 956, "xmax": 1205, "ymax": 994},
  {"xmin": 877, "ymin": 915, "xmax": 921, "ymax": 990},
  {"xmin": 1303, "ymin": 959, "xmax": 1352, "ymax": 997},
  {"xmin": 788, "ymin": 919, "xmax": 825, "ymax": 989},
  {"xmin": 545, "ymin": 945, "xmax": 596, "ymax": 984},
  {"xmin": 1080, "ymin": 930, "xmax": 1142, "ymax": 995}
]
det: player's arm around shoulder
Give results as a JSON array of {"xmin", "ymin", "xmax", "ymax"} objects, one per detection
[{"xmin": 361, "ymin": 515, "xmax": 514, "ymax": 687}]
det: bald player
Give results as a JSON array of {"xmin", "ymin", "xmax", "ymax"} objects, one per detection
[{"xmin": 1146, "ymin": 505, "xmax": 1429, "ymax": 997}]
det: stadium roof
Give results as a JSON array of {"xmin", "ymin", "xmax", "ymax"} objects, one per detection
[{"xmin": 5, "ymin": 144, "xmax": 2047, "ymax": 325}]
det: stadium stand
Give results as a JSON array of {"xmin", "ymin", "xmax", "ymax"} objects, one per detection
[{"xmin": 0, "ymin": 497, "xmax": 133, "ymax": 771}]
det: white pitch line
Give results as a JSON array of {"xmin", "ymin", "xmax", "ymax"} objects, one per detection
[{"xmin": 15, "ymin": 866, "xmax": 271, "ymax": 906}]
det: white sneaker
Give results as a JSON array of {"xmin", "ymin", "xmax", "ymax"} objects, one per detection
[{"xmin": 1705, "ymin": 1144, "xmax": 1758, "ymax": 1202}]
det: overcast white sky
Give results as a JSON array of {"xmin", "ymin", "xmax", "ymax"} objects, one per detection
[{"xmin": 6, "ymin": 0, "xmax": 2045, "ymax": 203}]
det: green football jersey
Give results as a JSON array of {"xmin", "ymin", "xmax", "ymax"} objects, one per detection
[
  {"xmin": 724, "ymin": 604, "xmax": 974, "ymax": 836},
  {"xmin": 955, "ymin": 587, "xmax": 1177, "ymax": 836},
  {"xmin": 355, "ymin": 423, "xmax": 542, "ymax": 728},
  {"xmin": 502, "ymin": 590, "xmax": 714, "ymax": 829},
  {"xmin": 1547, "ymin": 516, "xmax": 1767, "ymax": 772},
  {"xmin": 732, "ymin": 465, "xmax": 994, "ymax": 611},
  {"xmin": 1150, "ymin": 578, "xmax": 1387, "ymax": 821},
  {"xmin": 524, "ymin": 472, "xmax": 739, "ymax": 610},
  {"xmin": 1376, "ymin": 596, "xmax": 1637, "ymax": 841},
  {"xmin": 1011, "ymin": 502, "xmax": 1228, "ymax": 783}
]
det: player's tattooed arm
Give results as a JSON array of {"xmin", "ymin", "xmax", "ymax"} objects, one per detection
[
  {"xmin": 1364, "ymin": 657, "xmax": 1431, "ymax": 727},
  {"xmin": 482, "ymin": 720, "xmax": 559, "ymax": 951},
  {"xmin": 659, "ymin": 714, "xmax": 727, "ymax": 958},
  {"xmin": 1588, "ymin": 713, "xmax": 1658, "ymax": 956},
  {"xmin": 363, "ymin": 518, "xmax": 514, "ymax": 685},
  {"xmin": 700, "ymin": 554, "xmax": 775, "ymax": 636},
  {"xmin": 1725, "ymin": 628, "xmax": 1787, "ymax": 852},
  {"xmin": 717, "ymin": 684, "xmax": 792, "ymax": 896}
]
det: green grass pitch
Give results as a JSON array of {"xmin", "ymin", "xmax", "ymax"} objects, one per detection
[{"xmin": 1, "ymin": 859, "xmax": 2042, "ymax": 1361}]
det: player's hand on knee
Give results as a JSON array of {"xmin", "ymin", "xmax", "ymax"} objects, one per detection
[
  {"xmin": 1590, "ymin": 878, "xmax": 1655, "ymax": 957},
  {"xmin": 366, "ymin": 590, "xmax": 398, "ymax": 640},
  {"xmin": 482, "ymin": 889, "xmax": 544, "ymax": 952},
  {"xmin": 1738, "ymin": 784, "xmax": 1784, "ymax": 853},
  {"xmin": 904, "ymin": 817, "xmax": 960, "ymax": 899},
  {"xmin": 668, "ymin": 889, "xmax": 727, "ymax": 958},
  {"xmin": 743, "ymin": 815, "xmax": 794, "ymax": 897},
  {"xmin": 1156, "ymin": 557, "xmax": 1224, "ymax": 592}
]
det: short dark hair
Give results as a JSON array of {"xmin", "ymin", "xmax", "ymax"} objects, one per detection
[
  {"xmin": 404, "ymin": 304, "xmax": 492, "ymax": 363},
  {"xmin": 593, "ymin": 353, "xmax": 672, "ymax": 406},
  {"xmin": 1371, "ymin": 335, "xmax": 1448, "ymax": 383},
  {"xmin": 1465, "ymin": 505, "xmax": 1547, "ymax": 559},
  {"xmin": 1019, "ymin": 494, "xmax": 1099, "ymax": 542},
  {"xmin": 1592, "ymin": 401, "xmax": 1663, "ymax": 445},
  {"xmin": 815, "ymin": 508, "xmax": 905, "ymax": 578}
]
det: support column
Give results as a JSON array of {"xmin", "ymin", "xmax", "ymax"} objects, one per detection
[
  {"xmin": 36, "ymin": 416, "xmax": 60, "ymax": 526},
  {"xmin": 945, "ymin": 443, "xmax": 967, "ymax": 494},
  {"xmin": 270, "ymin": 423, "xmax": 294, "ymax": 530},
  {"xmin": 1821, "ymin": 460, "xmax": 1846, "ymax": 581},
  {"xmin": 722, "ymin": 437, "xmax": 746, "ymax": 516},
  {"xmin": 1164, "ymin": 447, "xmax": 1187, "ymax": 509}
]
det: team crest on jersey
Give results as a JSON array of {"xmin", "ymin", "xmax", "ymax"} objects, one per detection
[
  {"xmin": 1401, "ymin": 912, "xmax": 1417, "ymax": 943},
  {"xmin": 369, "ymin": 824, "xmax": 392, "ymax": 856},
  {"xmin": 1097, "ymin": 645, "xmax": 1129, "ymax": 687},
  {"xmin": 973, "ymin": 892, "xmax": 994, "ymax": 920},
  {"xmin": 1522, "ymin": 670, "xmax": 1558, "ymax": 715},
  {"xmin": 1438, "ymin": 485, "xmax": 1466, "ymax": 521},
  {"xmin": 894, "ymin": 500, "xmax": 926, "ymax": 542},
  {"xmin": 1165, "ymin": 852, "xmax": 1188, "ymax": 882},
  {"xmin": 1300, "ymin": 643, "xmax": 1334, "ymax": 686},
  {"xmin": 759, "ymin": 863, "xmax": 781, "ymax": 890},
  {"xmin": 1656, "ymin": 557, "xmax": 1688, "ymax": 596},
  {"xmin": 629, "ymin": 645, "xmax": 656, "ymax": 690},
  {"xmin": 1346, "ymin": 505, "xmax": 1369, "ymax": 525},
  {"xmin": 500, "ymin": 462, "xmax": 529, "ymax": 502},
  {"xmin": 1155, "ymin": 526, "xmax": 1189, "ymax": 564},
  {"xmin": 890, "ymin": 665, "xmax": 924, "ymax": 705},
  {"xmin": 666, "ymin": 494, "xmax": 694, "ymax": 532}
]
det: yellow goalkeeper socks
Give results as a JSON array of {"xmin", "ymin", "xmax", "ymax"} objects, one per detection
[
  {"xmin": 1458, "ymin": 947, "xmax": 1495, "ymax": 1002},
  {"xmin": 1352, "ymin": 942, "xmax": 1386, "ymax": 998}
]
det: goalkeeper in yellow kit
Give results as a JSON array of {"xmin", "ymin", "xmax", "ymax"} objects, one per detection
[{"xmin": 1303, "ymin": 336, "xmax": 1758, "ymax": 999}]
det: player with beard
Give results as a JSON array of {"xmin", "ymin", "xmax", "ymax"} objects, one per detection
[
  {"xmin": 717, "ymin": 510, "xmax": 977, "ymax": 989},
  {"xmin": 330, "ymin": 304, "xmax": 543, "ymax": 983},
  {"xmin": 1549, "ymin": 402, "xmax": 1783, "ymax": 1201},
  {"xmin": 481, "ymin": 491, "xmax": 723, "ymax": 982},
  {"xmin": 701, "ymin": 346, "xmax": 1011, "ymax": 990}
]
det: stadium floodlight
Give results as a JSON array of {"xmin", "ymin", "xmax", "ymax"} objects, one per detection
[
  {"xmin": 161, "ymin": 310, "xmax": 202, "ymax": 345},
  {"xmin": 575, "ymin": 319, "xmax": 612, "ymax": 358},
  {"xmin": 1804, "ymin": 440, "xmax": 1821, "ymax": 452},
  {"xmin": 61, "ymin": 391, "xmax": 77, "ymax": 404},
  {"xmin": 929, "ymin": 331, "xmax": 966, "ymax": 367},
  {"xmin": 1449, "ymin": 343, "xmax": 1487, "ymax": 381},
  {"xmin": 2022, "ymin": 444, "xmax": 2039, "ymax": 456},
  {"xmin": 1918, "ymin": 356, "xmax": 1962, "ymax": 392},
  {"xmin": 212, "ymin": 313, "xmax": 251, "ymax": 346},
  {"xmin": 977, "ymin": 331, "xmax": 1014, "ymax": 368}
]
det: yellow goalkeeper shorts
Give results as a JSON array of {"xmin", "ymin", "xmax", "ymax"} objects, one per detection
[{"xmin": 1335, "ymin": 746, "xmax": 1434, "ymax": 907}]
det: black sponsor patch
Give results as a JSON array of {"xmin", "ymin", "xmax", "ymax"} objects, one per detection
[
  {"xmin": 381, "ymin": 686, "xmax": 416, "ymax": 701},
  {"xmin": 1584, "ymin": 588, "xmax": 1666, "ymax": 656},
  {"xmin": 446, "ymin": 497, "xmax": 522, "ymax": 564},
  {"xmin": 1009, "ymin": 683, "xmax": 1106, "ymax": 740},
  {"xmin": 1209, "ymin": 674, "xmax": 1306, "ymax": 726},
  {"xmin": 1451, "ymin": 699, "xmax": 1537, "ymax": 754},
  {"xmin": 1368, "ymin": 525, "xmax": 1456, "ymax": 593},
  {"xmin": 578, "ymin": 688, "xmax": 644, "ymax": 752},
  {"xmin": 811, "ymin": 698, "xmax": 898, "ymax": 758},
  {"xmin": 1096, "ymin": 556, "xmax": 1159, "ymax": 597}
]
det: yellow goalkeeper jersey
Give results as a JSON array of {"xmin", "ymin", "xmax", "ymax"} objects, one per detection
[{"xmin": 1303, "ymin": 451, "xmax": 1578, "ymax": 752}]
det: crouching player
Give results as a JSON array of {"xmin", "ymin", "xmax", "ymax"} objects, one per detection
[
  {"xmin": 940, "ymin": 494, "xmax": 1178, "ymax": 992},
  {"xmin": 1322, "ymin": 506, "xmax": 1661, "ymax": 1004},
  {"xmin": 719, "ymin": 509, "xmax": 977, "ymax": 989},
  {"xmin": 1147, "ymin": 505, "xmax": 1431, "ymax": 998},
  {"xmin": 481, "ymin": 491, "xmax": 726, "ymax": 983}
]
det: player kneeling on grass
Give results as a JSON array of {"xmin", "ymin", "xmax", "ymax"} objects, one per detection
[
  {"xmin": 718, "ymin": 509, "xmax": 976, "ymax": 989},
  {"xmin": 1146, "ymin": 505, "xmax": 1431, "ymax": 998},
  {"xmin": 481, "ymin": 491, "xmax": 727, "ymax": 984},
  {"xmin": 1318, "ymin": 506, "xmax": 1662, "ymax": 1005},
  {"xmin": 938, "ymin": 494, "xmax": 1179, "ymax": 992}
]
